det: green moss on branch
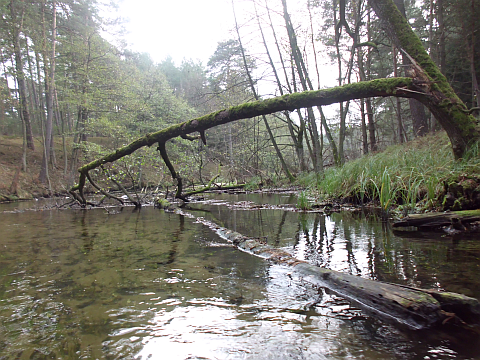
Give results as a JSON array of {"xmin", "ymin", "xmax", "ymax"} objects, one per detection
[{"xmin": 70, "ymin": 77, "xmax": 422, "ymax": 201}]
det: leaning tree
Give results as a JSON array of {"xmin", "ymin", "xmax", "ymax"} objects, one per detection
[{"xmin": 69, "ymin": 0, "xmax": 479, "ymax": 205}]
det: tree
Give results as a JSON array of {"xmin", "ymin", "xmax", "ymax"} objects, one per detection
[
  {"xmin": 65, "ymin": 0, "xmax": 479, "ymax": 203},
  {"xmin": 233, "ymin": 1, "xmax": 294, "ymax": 182},
  {"xmin": 393, "ymin": 0, "xmax": 429, "ymax": 137},
  {"xmin": 8, "ymin": 0, "xmax": 35, "ymax": 152},
  {"xmin": 39, "ymin": 0, "xmax": 57, "ymax": 185},
  {"xmin": 257, "ymin": 0, "xmax": 308, "ymax": 171},
  {"xmin": 370, "ymin": 0, "xmax": 478, "ymax": 159}
]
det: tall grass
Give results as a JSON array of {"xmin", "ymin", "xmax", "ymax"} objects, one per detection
[
  {"xmin": 302, "ymin": 132, "xmax": 480, "ymax": 212},
  {"xmin": 296, "ymin": 190, "xmax": 312, "ymax": 210},
  {"xmin": 370, "ymin": 167, "xmax": 397, "ymax": 217}
]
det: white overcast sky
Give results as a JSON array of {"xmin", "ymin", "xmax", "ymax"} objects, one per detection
[
  {"xmin": 110, "ymin": 0, "xmax": 339, "ymax": 98},
  {"xmin": 116, "ymin": 0, "xmax": 236, "ymax": 65}
]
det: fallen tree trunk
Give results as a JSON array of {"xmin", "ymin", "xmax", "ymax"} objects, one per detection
[
  {"xmin": 70, "ymin": 78, "xmax": 419, "ymax": 204},
  {"xmin": 69, "ymin": 0, "xmax": 480, "ymax": 206},
  {"xmin": 181, "ymin": 209, "xmax": 480, "ymax": 332},
  {"xmin": 393, "ymin": 210, "xmax": 480, "ymax": 230}
]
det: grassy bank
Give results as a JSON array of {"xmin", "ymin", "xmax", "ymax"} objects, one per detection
[{"xmin": 299, "ymin": 131, "xmax": 480, "ymax": 215}]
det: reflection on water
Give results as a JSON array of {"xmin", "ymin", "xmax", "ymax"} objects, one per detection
[
  {"xmin": 0, "ymin": 194, "xmax": 479, "ymax": 359},
  {"xmin": 200, "ymin": 193, "xmax": 480, "ymax": 299}
]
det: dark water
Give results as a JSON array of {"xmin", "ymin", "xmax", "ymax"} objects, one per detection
[{"xmin": 0, "ymin": 193, "xmax": 479, "ymax": 359}]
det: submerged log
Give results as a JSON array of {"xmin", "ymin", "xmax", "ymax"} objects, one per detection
[
  {"xmin": 183, "ymin": 210, "xmax": 480, "ymax": 332},
  {"xmin": 393, "ymin": 210, "xmax": 480, "ymax": 230}
]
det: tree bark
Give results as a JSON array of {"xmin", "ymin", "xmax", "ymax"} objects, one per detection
[
  {"xmin": 370, "ymin": 0, "xmax": 479, "ymax": 159},
  {"xmin": 360, "ymin": 98, "xmax": 369, "ymax": 154},
  {"xmin": 393, "ymin": 48, "xmax": 405, "ymax": 143}
]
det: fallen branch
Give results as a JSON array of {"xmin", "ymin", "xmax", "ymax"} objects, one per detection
[
  {"xmin": 393, "ymin": 210, "xmax": 480, "ymax": 230},
  {"xmin": 181, "ymin": 209, "xmax": 480, "ymax": 331},
  {"xmin": 210, "ymin": 184, "xmax": 246, "ymax": 191},
  {"xmin": 184, "ymin": 171, "xmax": 221, "ymax": 197},
  {"xmin": 69, "ymin": 78, "xmax": 418, "ymax": 205},
  {"xmin": 85, "ymin": 171, "xmax": 125, "ymax": 205},
  {"xmin": 102, "ymin": 167, "xmax": 140, "ymax": 208}
]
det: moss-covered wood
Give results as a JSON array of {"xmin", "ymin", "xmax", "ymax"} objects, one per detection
[
  {"xmin": 69, "ymin": 0, "xmax": 480, "ymax": 204},
  {"xmin": 183, "ymin": 171, "xmax": 220, "ymax": 197},
  {"xmin": 370, "ymin": 0, "xmax": 480, "ymax": 159},
  {"xmin": 70, "ymin": 78, "xmax": 417, "ymax": 203},
  {"xmin": 190, "ymin": 211, "xmax": 480, "ymax": 331},
  {"xmin": 393, "ymin": 210, "xmax": 480, "ymax": 230}
]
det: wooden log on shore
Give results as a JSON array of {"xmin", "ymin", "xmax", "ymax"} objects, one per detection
[
  {"xmin": 183, "ymin": 210, "xmax": 480, "ymax": 332},
  {"xmin": 393, "ymin": 210, "xmax": 480, "ymax": 230}
]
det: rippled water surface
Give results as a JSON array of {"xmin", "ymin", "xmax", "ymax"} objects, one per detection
[{"xmin": 1, "ymin": 193, "xmax": 479, "ymax": 359}]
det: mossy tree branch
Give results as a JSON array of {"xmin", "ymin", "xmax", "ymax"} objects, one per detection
[
  {"xmin": 69, "ymin": 77, "xmax": 434, "ymax": 204},
  {"xmin": 157, "ymin": 142, "xmax": 184, "ymax": 201}
]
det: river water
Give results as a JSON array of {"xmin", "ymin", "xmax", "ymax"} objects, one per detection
[{"xmin": 0, "ymin": 193, "xmax": 479, "ymax": 359}]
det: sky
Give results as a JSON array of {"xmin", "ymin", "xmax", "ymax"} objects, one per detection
[
  {"xmin": 112, "ymin": 0, "xmax": 339, "ymax": 100},
  {"xmin": 117, "ymin": 0, "xmax": 236, "ymax": 65}
]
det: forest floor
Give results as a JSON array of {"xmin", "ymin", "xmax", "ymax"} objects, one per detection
[{"xmin": 0, "ymin": 135, "xmax": 72, "ymax": 201}]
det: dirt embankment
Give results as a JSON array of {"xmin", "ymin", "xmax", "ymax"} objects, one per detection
[{"xmin": 0, "ymin": 136, "xmax": 72, "ymax": 201}]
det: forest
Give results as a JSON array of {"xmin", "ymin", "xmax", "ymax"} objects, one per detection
[
  {"xmin": 3, "ymin": 1, "xmax": 480, "ymax": 357},
  {"xmin": 1, "ymin": 0, "xmax": 479, "ymax": 211}
]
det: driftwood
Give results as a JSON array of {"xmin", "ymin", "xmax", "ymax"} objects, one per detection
[
  {"xmin": 180, "ymin": 209, "xmax": 480, "ymax": 332},
  {"xmin": 393, "ymin": 210, "xmax": 480, "ymax": 230}
]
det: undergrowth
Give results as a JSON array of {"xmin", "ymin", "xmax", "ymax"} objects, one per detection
[{"xmin": 298, "ymin": 132, "xmax": 480, "ymax": 215}]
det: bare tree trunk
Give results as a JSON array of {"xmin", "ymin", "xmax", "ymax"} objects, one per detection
[
  {"xmin": 261, "ymin": 1, "xmax": 307, "ymax": 171},
  {"xmin": 393, "ymin": 47, "xmax": 404, "ymax": 143},
  {"xmin": 360, "ymin": 98, "xmax": 369, "ymax": 154},
  {"xmin": 393, "ymin": 0, "xmax": 429, "ymax": 137},
  {"xmin": 358, "ymin": 12, "xmax": 377, "ymax": 152},
  {"xmin": 282, "ymin": 0, "xmax": 328, "ymax": 171},
  {"xmin": 333, "ymin": 0, "xmax": 346, "ymax": 164},
  {"xmin": 55, "ymin": 88, "xmax": 68, "ymax": 175},
  {"xmin": 242, "ymin": 2, "xmax": 293, "ymax": 181},
  {"xmin": 9, "ymin": 0, "xmax": 35, "ymax": 151},
  {"xmin": 366, "ymin": 98, "xmax": 377, "ymax": 152},
  {"xmin": 437, "ymin": 0, "xmax": 446, "ymax": 73},
  {"xmin": 463, "ymin": 0, "xmax": 480, "ymax": 112},
  {"xmin": 39, "ymin": 0, "xmax": 56, "ymax": 185}
]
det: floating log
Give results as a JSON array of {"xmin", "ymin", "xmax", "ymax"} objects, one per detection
[
  {"xmin": 393, "ymin": 210, "xmax": 480, "ymax": 230},
  {"xmin": 182, "ymin": 210, "xmax": 480, "ymax": 332}
]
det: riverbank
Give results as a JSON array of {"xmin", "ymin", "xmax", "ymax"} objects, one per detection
[
  {"xmin": 0, "ymin": 135, "xmax": 72, "ymax": 201},
  {"xmin": 3, "ymin": 132, "xmax": 480, "ymax": 215},
  {"xmin": 300, "ymin": 131, "xmax": 480, "ymax": 215}
]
